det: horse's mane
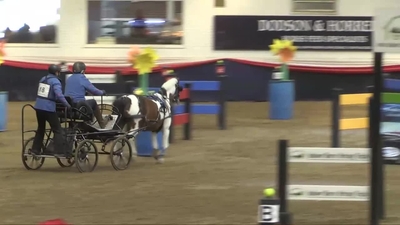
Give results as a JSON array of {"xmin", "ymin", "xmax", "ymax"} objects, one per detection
[{"xmin": 161, "ymin": 78, "xmax": 178, "ymax": 92}]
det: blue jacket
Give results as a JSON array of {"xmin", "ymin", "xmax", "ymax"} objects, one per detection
[
  {"xmin": 34, "ymin": 74, "xmax": 70, "ymax": 112},
  {"xmin": 64, "ymin": 73, "xmax": 104, "ymax": 103}
]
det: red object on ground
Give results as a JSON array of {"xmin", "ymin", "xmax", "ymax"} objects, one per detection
[{"xmin": 39, "ymin": 219, "xmax": 70, "ymax": 225}]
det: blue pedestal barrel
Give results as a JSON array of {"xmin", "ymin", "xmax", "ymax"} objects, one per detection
[
  {"xmin": 0, "ymin": 92, "xmax": 8, "ymax": 131},
  {"xmin": 135, "ymin": 131, "xmax": 164, "ymax": 156},
  {"xmin": 268, "ymin": 80, "xmax": 295, "ymax": 120}
]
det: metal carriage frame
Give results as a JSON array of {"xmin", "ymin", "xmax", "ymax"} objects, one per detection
[{"xmin": 21, "ymin": 97, "xmax": 138, "ymax": 173}]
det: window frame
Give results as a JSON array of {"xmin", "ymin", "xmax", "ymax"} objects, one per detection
[
  {"xmin": 291, "ymin": 0, "xmax": 337, "ymax": 15},
  {"xmin": 0, "ymin": 0, "xmax": 60, "ymax": 47},
  {"xmin": 85, "ymin": 0, "xmax": 185, "ymax": 49}
]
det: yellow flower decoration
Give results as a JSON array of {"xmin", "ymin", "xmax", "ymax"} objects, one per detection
[
  {"xmin": 269, "ymin": 39, "xmax": 297, "ymax": 63},
  {"xmin": 134, "ymin": 47, "xmax": 159, "ymax": 75},
  {"xmin": 269, "ymin": 39, "xmax": 297, "ymax": 55}
]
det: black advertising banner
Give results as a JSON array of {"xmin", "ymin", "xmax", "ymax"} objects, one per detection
[
  {"xmin": 380, "ymin": 105, "xmax": 400, "ymax": 165},
  {"xmin": 381, "ymin": 84, "xmax": 400, "ymax": 165},
  {"xmin": 214, "ymin": 15, "xmax": 372, "ymax": 51}
]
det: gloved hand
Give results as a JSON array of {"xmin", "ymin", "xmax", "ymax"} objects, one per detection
[
  {"xmin": 102, "ymin": 90, "xmax": 107, "ymax": 96},
  {"xmin": 66, "ymin": 104, "xmax": 72, "ymax": 111}
]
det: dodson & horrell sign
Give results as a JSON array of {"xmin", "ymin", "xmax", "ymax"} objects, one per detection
[{"xmin": 214, "ymin": 15, "xmax": 372, "ymax": 51}]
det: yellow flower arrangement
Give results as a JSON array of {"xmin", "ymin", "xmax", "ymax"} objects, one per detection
[
  {"xmin": 269, "ymin": 39, "xmax": 297, "ymax": 80},
  {"xmin": 134, "ymin": 47, "xmax": 159, "ymax": 75},
  {"xmin": 269, "ymin": 39, "xmax": 297, "ymax": 62},
  {"xmin": 127, "ymin": 46, "xmax": 159, "ymax": 95}
]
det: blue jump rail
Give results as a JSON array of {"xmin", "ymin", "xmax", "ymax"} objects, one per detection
[
  {"xmin": 175, "ymin": 77, "xmax": 227, "ymax": 130},
  {"xmin": 174, "ymin": 81, "xmax": 220, "ymax": 115}
]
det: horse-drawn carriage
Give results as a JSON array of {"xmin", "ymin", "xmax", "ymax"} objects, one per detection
[
  {"xmin": 21, "ymin": 96, "xmax": 135, "ymax": 173},
  {"xmin": 21, "ymin": 77, "xmax": 181, "ymax": 172}
]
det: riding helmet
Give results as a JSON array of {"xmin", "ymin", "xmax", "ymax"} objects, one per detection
[
  {"xmin": 48, "ymin": 64, "xmax": 61, "ymax": 75},
  {"xmin": 72, "ymin": 61, "xmax": 86, "ymax": 73}
]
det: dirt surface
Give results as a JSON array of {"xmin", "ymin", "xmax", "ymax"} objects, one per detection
[{"xmin": 0, "ymin": 102, "xmax": 398, "ymax": 225}]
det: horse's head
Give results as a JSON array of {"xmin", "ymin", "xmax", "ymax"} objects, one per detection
[{"xmin": 159, "ymin": 78, "xmax": 183, "ymax": 103}]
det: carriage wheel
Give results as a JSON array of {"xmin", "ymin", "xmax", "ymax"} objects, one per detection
[
  {"xmin": 56, "ymin": 141, "xmax": 77, "ymax": 168},
  {"xmin": 21, "ymin": 137, "xmax": 45, "ymax": 170},
  {"xmin": 74, "ymin": 140, "xmax": 98, "ymax": 173},
  {"xmin": 57, "ymin": 157, "xmax": 75, "ymax": 167},
  {"xmin": 110, "ymin": 136, "xmax": 133, "ymax": 171}
]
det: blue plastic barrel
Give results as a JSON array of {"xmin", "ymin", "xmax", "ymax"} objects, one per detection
[
  {"xmin": 268, "ymin": 80, "xmax": 295, "ymax": 120},
  {"xmin": 0, "ymin": 91, "xmax": 8, "ymax": 131},
  {"xmin": 135, "ymin": 131, "xmax": 164, "ymax": 156}
]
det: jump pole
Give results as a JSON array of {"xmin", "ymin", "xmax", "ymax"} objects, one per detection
[{"xmin": 370, "ymin": 7, "xmax": 398, "ymax": 223}]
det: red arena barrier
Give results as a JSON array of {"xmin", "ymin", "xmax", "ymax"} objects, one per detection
[{"xmin": 169, "ymin": 84, "xmax": 191, "ymax": 143}]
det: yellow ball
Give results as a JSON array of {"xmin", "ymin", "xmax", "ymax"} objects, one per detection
[{"xmin": 263, "ymin": 188, "xmax": 276, "ymax": 197}]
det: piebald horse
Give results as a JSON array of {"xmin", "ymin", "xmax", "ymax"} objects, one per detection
[{"xmin": 112, "ymin": 78, "xmax": 182, "ymax": 163}]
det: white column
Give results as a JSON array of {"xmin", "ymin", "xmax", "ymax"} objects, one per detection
[
  {"xmin": 166, "ymin": 0, "xmax": 175, "ymax": 25},
  {"xmin": 58, "ymin": 0, "xmax": 87, "ymax": 59}
]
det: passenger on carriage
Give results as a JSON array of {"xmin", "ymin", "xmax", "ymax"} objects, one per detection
[
  {"xmin": 64, "ymin": 61, "xmax": 111, "ymax": 129},
  {"xmin": 31, "ymin": 64, "xmax": 71, "ymax": 157}
]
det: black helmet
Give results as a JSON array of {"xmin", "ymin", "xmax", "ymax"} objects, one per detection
[
  {"xmin": 48, "ymin": 64, "xmax": 61, "ymax": 75},
  {"xmin": 72, "ymin": 61, "xmax": 86, "ymax": 73}
]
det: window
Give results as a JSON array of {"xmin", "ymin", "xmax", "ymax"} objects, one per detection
[
  {"xmin": 292, "ymin": 0, "xmax": 336, "ymax": 14},
  {"xmin": 0, "ymin": 0, "xmax": 60, "ymax": 43},
  {"xmin": 87, "ymin": 0, "xmax": 183, "ymax": 45}
]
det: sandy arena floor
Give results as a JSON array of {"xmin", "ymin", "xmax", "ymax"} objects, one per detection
[{"xmin": 0, "ymin": 102, "xmax": 398, "ymax": 225}]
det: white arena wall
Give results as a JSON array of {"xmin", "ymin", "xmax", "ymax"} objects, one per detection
[{"xmin": 3, "ymin": 0, "xmax": 400, "ymax": 66}]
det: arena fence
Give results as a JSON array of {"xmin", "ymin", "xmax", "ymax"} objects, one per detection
[
  {"xmin": 273, "ymin": 137, "xmax": 384, "ymax": 225},
  {"xmin": 264, "ymin": 97, "xmax": 384, "ymax": 225},
  {"xmin": 331, "ymin": 89, "xmax": 371, "ymax": 147},
  {"xmin": 178, "ymin": 77, "xmax": 227, "ymax": 130},
  {"xmin": 331, "ymin": 88, "xmax": 400, "ymax": 148}
]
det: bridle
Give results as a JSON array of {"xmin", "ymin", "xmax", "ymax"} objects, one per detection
[{"xmin": 158, "ymin": 82, "xmax": 182, "ymax": 104}]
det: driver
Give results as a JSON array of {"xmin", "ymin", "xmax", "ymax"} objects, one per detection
[{"xmin": 64, "ymin": 61, "xmax": 110, "ymax": 129}]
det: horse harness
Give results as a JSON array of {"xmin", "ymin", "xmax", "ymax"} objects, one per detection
[
  {"xmin": 136, "ymin": 91, "xmax": 171, "ymax": 126},
  {"xmin": 146, "ymin": 94, "xmax": 170, "ymax": 121}
]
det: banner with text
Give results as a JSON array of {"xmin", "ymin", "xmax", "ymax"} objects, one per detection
[{"xmin": 214, "ymin": 15, "xmax": 372, "ymax": 51}]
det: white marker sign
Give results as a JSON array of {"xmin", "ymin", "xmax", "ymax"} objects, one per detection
[
  {"xmin": 288, "ymin": 185, "xmax": 369, "ymax": 201},
  {"xmin": 374, "ymin": 8, "xmax": 400, "ymax": 53},
  {"xmin": 288, "ymin": 147, "xmax": 370, "ymax": 163}
]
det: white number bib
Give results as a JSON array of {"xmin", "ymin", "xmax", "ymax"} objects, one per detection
[{"xmin": 37, "ymin": 83, "xmax": 51, "ymax": 98}]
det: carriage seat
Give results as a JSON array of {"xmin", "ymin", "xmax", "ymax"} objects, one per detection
[{"xmin": 55, "ymin": 97, "xmax": 92, "ymax": 121}]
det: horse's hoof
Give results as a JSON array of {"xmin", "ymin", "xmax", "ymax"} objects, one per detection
[
  {"xmin": 152, "ymin": 149, "xmax": 161, "ymax": 159},
  {"xmin": 156, "ymin": 157, "xmax": 165, "ymax": 164}
]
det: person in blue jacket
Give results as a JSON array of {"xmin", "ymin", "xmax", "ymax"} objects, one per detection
[
  {"xmin": 31, "ymin": 64, "xmax": 71, "ymax": 157},
  {"xmin": 64, "ymin": 61, "xmax": 110, "ymax": 129}
]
